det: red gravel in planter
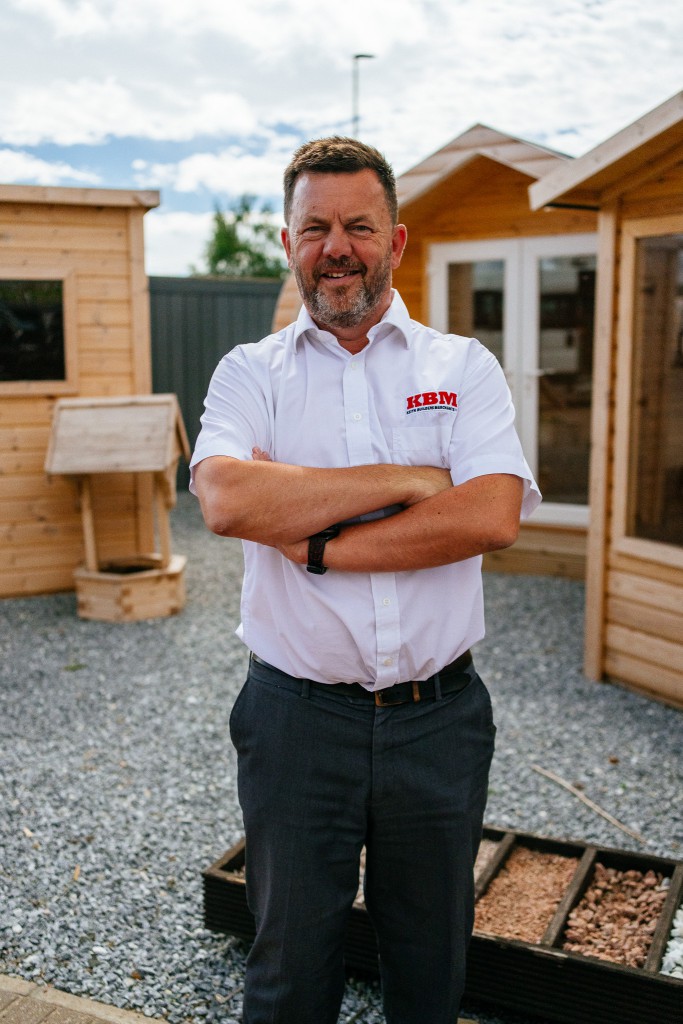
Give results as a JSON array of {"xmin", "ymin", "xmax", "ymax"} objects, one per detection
[
  {"xmin": 562, "ymin": 862, "xmax": 669, "ymax": 968},
  {"xmin": 474, "ymin": 844, "xmax": 579, "ymax": 943}
]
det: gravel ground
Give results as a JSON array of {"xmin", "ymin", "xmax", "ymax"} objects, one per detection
[{"xmin": 1, "ymin": 491, "xmax": 681, "ymax": 1024}]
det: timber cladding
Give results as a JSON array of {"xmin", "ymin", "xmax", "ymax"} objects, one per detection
[{"xmin": 0, "ymin": 185, "xmax": 159, "ymax": 598}]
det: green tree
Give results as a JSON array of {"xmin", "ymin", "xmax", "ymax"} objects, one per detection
[{"xmin": 196, "ymin": 195, "xmax": 287, "ymax": 279}]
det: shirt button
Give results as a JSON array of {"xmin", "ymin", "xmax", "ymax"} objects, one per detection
[
  {"xmin": 352, "ymin": 413, "xmax": 362, "ymax": 421},
  {"xmin": 382, "ymin": 597, "xmax": 391, "ymax": 606},
  {"xmin": 383, "ymin": 657, "xmax": 393, "ymax": 667}
]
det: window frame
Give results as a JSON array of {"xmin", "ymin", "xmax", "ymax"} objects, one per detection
[
  {"xmin": 612, "ymin": 214, "xmax": 683, "ymax": 569},
  {"xmin": 0, "ymin": 267, "xmax": 78, "ymax": 396}
]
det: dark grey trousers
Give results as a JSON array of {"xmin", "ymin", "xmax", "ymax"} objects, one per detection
[{"xmin": 229, "ymin": 656, "xmax": 495, "ymax": 1024}]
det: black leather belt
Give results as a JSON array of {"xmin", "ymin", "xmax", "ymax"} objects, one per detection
[{"xmin": 250, "ymin": 650, "xmax": 473, "ymax": 707}]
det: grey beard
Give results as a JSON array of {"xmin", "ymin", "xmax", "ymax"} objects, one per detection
[
  {"xmin": 294, "ymin": 252, "xmax": 392, "ymax": 331},
  {"xmin": 305, "ymin": 281, "xmax": 377, "ymax": 329}
]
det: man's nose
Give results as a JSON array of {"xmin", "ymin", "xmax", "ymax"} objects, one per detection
[{"xmin": 322, "ymin": 223, "xmax": 353, "ymax": 259}]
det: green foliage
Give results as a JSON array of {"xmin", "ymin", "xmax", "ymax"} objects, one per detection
[{"xmin": 196, "ymin": 195, "xmax": 287, "ymax": 279}]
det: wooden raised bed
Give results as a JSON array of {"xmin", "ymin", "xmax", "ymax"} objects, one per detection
[{"xmin": 203, "ymin": 826, "xmax": 683, "ymax": 1024}]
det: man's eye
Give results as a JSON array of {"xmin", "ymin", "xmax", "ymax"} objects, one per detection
[{"xmin": 351, "ymin": 225, "xmax": 371, "ymax": 233}]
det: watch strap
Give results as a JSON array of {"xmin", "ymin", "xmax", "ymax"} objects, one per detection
[{"xmin": 306, "ymin": 525, "xmax": 341, "ymax": 574}]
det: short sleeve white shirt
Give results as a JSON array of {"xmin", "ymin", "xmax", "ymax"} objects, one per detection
[{"xmin": 190, "ymin": 290, "xmax": 541, "ymax": 690}]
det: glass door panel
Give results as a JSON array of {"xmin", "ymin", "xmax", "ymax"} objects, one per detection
[
  {"xmin": 536, "ymin": 255, "xmax": 596, "ymax": 504},
  {"xmin": 628, "ymin": 234, "xmax": 683, "ymax": 547},
  {"xmin": 429, "ymin": 234, "xmax": 597, "ymax": 525},
  {"xmin": 447, "ymin": 260, "xmax": 504, "ymax": 365}
]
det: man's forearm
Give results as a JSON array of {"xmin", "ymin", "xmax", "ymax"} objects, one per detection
[
  {"xmin": 287, "ymin": 474, "xmax": 524, "ymax": 572},
  {"xmin": 193, "ymin": 454, "xmax": 453, "ymax": 544}
]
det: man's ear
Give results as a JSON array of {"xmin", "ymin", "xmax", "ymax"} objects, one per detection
[
  {"xmin": 281, "ymin": 226, "xmax": 293, "ymax": 267},
  {"xmin": 391, "ymin": 224, "xmax": 408, "ymax": 270}
]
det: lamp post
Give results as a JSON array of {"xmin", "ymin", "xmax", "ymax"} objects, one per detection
[{"xmin": 352, "ymin": 53, "xmax": 375, "ymax": 138}]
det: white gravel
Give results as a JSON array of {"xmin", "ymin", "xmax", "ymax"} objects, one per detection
[{"xmin": 1, "ymin": 492, "xmax": 681, "ymax": 1024}]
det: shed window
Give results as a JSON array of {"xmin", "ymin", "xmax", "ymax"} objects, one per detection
[
  {"xmin": 629, "ymin": 234, "xmax": 683, "ymax": 548},
  {"xmin": 0, "ymin": 279, "xmax": 65, "ymax": 382}
]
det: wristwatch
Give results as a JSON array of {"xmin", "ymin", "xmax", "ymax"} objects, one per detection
[{"xmin": 306, "ymin": 525, "xmax": 341, "ymax": 575}]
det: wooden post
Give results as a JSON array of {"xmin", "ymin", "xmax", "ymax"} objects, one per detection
[
  {"xmin": 154, "ymin": 474, "xmax": 172, "ymax": 569},
  {"xmin": 78, "ymin": 477, "xmax": 99, "ymax": 573}
]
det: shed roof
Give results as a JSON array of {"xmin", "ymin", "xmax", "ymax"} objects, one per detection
[
  {"xmin": 0, "ymin": 183, "xmax": 160, "ymax": 209},
  {"xmin": 45, "ymin": 395, "xmax": 190, "ymax": 476},
  {"xmin": 397, "ymin": 124, "xmax": 569, "ymax": 209},
  {"xmin": 529, "ymin": 91, "xmax": 683, "ymax": 210}
]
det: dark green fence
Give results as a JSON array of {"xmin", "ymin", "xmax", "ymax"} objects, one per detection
[{"xmin": 150, "ymin": 276, "xmax": 282, "ymax": 488}]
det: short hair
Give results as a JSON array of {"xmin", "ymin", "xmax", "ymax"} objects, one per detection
[{"xmin": 283, "ymin": 136, "xmax": 398, "ymax": 225}]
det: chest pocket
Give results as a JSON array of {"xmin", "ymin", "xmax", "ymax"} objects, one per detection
[{"xmin": 390, "ymin": 426, "xmax": 451, "ymax": 468}]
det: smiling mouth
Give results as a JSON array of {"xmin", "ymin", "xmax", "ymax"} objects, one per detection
[{"xmin": 318, "ymin": 268, "xmax": 362, "ymax": 283}]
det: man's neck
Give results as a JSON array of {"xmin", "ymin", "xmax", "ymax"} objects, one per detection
[{"xmin": 309, "ymin": 292, "xmax": 393, "ymax": 354}]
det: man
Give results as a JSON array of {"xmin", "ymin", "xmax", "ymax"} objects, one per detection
[{"xmin": 191, "ymin": 137, "xmax": 540, "ymax": 1024}]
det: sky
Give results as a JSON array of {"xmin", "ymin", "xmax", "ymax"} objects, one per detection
[{"xmin": 2, "ymin": 0, "xmax": 682, "ymax": 276}]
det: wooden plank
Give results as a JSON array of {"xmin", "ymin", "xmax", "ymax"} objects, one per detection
[
  {"xmin": 78, "ymin": 351, "xmax": 137, "ymax": 377},
  {"xmin": 608, "ymin": 570, "xmax": 683, "ymax": 614},
  {"xmin": 0, "ymin": 449, "xmax": 50, "ymax": 475},
  {"xmin": 0, "ymin": 427, "xmax": 51, "ymax": 452},
  {"xmin": 484, "ymin": 523, "xmax": 587, "ymax": 579},
  {"xmin": 45, "ymin": 396, "xmax": 181, "ymax": 474},
  {"xmin": 621, "ymin": 191, "xmax": 683, "ymax": 221},
  {"xmin": 608, "ymin": 549, "xmax": 683, "ymax": 586},
  {"xmin": 78, "ymin": 377, "xmax": 136, "ymax": 397},
  {"xmin": 76, "ymin": 276, "xmax": 131, "ymax": 301},
  {"xmin": 600, "ymin": 144, "xmax": 683, "ymax": 203},
  {"xmin": 607, "ymin": 595, "xmax": 682, "ymax": 645},
  {"xmin": 0, "ymin": 473, "xmax": 73, "ymax": 499},
  {"xmin": 584, "ymin": 203, "xmax": 619, "ymax": 680},
  {"xmin": 0, "ymin": 250, "xmax": 130, "ymax": 275},
  {"xmin": 78, "ymin": 326, "xmax": 134, "ymax": 350},
  {"xmin": 605, "ymin": 622, "xmax": 683, "ymax": 674},
  {"xmin": 79, "ymin": 477, "xmax": 98, "ymax": 572},
  {"xmin": 604, "ymin": 649, "xmax": 683, "ymax": 708},
  {"xmin": 77, "ymin": 300, "xmax": 132, "ymax": 327},
  {"xmin": 0, "ymin": 398, "xmax": 53, "ymax": 425},
  {"xmin": 0, "ymin": 538, "xmax": 84, "ymax": 570},
  {"xmin": 0, "ymin": 223, "xmax": 129, "ymax": 251},
  {"xmin": 484, "ymin": 547, "xmax": 585, "ymax": 580},
  {"xmin": 0, "ymin": 204, "xmax": 131, "ymax": 227},
  {"xmin": 154, "ymin": 476, "xmax": 172, "ymax": 568},
  {"xmin": 127, "ymin": 208, "xmax": 153, "ymax": 393},
  {"xmin": 0, "ymin": 565, "xmax": 75, "ymax": 596},
  {"xmin": 0, "ymin": 517, "xmax": 82, "ymax": 545},
  {"xmin": 0, "ymin": 496, "xmax": 81, "ymax": 523},
  {"xmin": 0, "ymin": 184, "xmax": 159, "ymax": 208}
]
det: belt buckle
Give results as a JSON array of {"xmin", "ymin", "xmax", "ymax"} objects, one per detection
[
  {"xmin": 374, "ymin": 683, "xmax": 421, "ymax": 708},
  {"xmin": 375, "ymin": 689, "xmax": 404, "ymax": 707}
]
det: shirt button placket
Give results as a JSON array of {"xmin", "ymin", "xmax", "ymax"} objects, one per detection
[{"xmin": 343, "ymin": 355, "xmax": 400, "ymax": 687}]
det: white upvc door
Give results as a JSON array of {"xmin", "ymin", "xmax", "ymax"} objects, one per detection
[{"xmin": 428, "ymin": 234, "xmax": 597, "ymax": 526}]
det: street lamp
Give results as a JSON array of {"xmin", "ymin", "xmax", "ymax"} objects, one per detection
[{"xmin": 352, "ymin": 53, "xmax": 375, "ymax": 138}]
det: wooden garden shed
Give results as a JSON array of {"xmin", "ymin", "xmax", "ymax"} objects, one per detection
[
  {"xmin": 530, "ymin": 91, "xmax": 683, "ymax": 707},
  {"xmin": 0, "ymin": 183, "xmax": 161, "ymax": 598}
]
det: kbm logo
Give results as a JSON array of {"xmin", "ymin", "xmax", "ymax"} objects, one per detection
[{"xmin": 406, "ymin": 391, "xmax": 458, "ymax": 414}]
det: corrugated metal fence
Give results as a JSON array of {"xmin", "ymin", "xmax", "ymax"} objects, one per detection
[{"xmin": 150, "ymin": 276, "xmax": 282, "ymax": 488}]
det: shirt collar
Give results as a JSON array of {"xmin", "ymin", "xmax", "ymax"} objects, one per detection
[{"xmin": 291, "ymin": 289, "xmax": 413, "ymax": 351}]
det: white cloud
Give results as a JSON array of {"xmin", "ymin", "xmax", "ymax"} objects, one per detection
[
  {"xmin": 0, "ymin": 78, "xmax": 258, "ymax": 146},
  {"xmin": 134, "ymin": 147, "xmax": 292, "ymax": 199},
  {"xmin": 143, "ymin": 209, "xmax": 215, "ymax": 276},
  {"xmin": 0, "ymin": 148, "xmax": 101, "ymax": 185}
]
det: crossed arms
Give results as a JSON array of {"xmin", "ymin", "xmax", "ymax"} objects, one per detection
[{"xmin": 193, "ymin": 453, "xmax": 523, "ymax": 573}]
